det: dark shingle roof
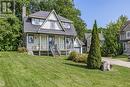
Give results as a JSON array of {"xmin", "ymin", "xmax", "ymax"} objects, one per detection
[
  {"xmin": 29, "ymin": 11, "xmax": 72, "ymax": 22},
  {"xmin": 24, "ymin": 17, "xmax": 77, "ymax": 36}
]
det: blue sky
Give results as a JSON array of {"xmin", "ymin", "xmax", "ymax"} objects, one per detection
[{"xmin": 74, "ymin": 0, "xmax": 130, "ymax": 29}]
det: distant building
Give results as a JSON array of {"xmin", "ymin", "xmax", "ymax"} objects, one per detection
[
  {"xmin": 120, "ymin": 20, "xmax": 130, "ymax": 55},
  {"xmin": 84, "ymin": 33, "xmax": 105, "ymax": 52}
]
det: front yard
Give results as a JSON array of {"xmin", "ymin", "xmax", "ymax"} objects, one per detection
[{"xmin": 0, "ymin": 52, "xmax": 130, "ymax": 87}]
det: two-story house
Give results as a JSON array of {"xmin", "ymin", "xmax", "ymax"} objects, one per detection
[
  {"xmin": 22, "ymin": 6, "xmax": 77, "ymax": 56},
  {"xmin": 120, "ymin": 20, "xmax": 130, "ymax": 55}
]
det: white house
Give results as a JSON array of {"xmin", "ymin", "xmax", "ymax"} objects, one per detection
[{"xmin": 22, "ymin": 6, "xmax": 79, "ymax": 56}]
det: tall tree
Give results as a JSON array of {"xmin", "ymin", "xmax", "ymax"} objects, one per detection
[
  {"xmin": 87, "ymin": 20, "xmax": 101, "ymax": 69},
  {"xmin": 102, "ymin": 15, "xmax": 128, "ymax": 56}
]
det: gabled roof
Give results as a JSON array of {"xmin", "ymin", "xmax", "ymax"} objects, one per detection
[
  {"xmin": 38, "ymin": 10, "xmax": 65, "ymax": 31},
  {"xmin": 29, "ymin": 11, "xmax": 72, "ymax": 23},
  {"xmin": 120, "ymin": 20, "xmax": 130, "ymax": 31},
  {"xmin": 85, "ymin": 33, "xmax": 105, "ymax": 41}
]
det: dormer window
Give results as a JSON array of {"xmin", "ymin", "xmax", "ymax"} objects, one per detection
[
  {"xmin": 32, "ymin": 18, "xmax": 44, "ymax": 25},
  {"xmin": 126, "ymin": 31, "xmax": 130, "ymax": 39},
  {"xmin": 62, "ymin": 22, "xmax": 71, "ymax": 29}
]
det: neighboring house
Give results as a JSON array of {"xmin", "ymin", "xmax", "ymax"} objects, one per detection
[
  {"xmin": 120, "ymin": 20, "xmax": 130, "ymax": 55},
  {"xmin": 84, "ymin": 33, "xmax": 105, "ymax": 52},
  {"xmin": 74, "ymin": 37, "xmax": 84, "ymax": 54},
  {"xmin": 23, "ymin": 7, "xmax": 77, "ymax": 56}
]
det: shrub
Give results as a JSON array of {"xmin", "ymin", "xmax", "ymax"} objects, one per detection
[
  {"xmin": 68, "ymin": 51, "xmax": 78, "ymax": 60},
  {"xmin": 73, "ymin": 53, "xmax": 87, "ymax": 63},
  {"xmin": 17, "ymin": 47, "xmax": 27, "ymax": 53},
  {"xmin": 68, "ymin": 51, "xmax": 87, "ymax": 63}
]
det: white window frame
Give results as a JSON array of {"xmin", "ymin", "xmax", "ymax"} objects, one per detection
[
  {"xmin": 28, "ymin": 34, "xmax": 34, "ymax": 43},
  {"xmin": 62, "ymin": 22, "xmax": 71, "ymax": 29},
  {"xmin": 32, "ymin": 18, "xmax": 44, "ymax": 25},
  {"xmin": 126, "ymin": 31, "xmax": 130, "ymax": 39}
]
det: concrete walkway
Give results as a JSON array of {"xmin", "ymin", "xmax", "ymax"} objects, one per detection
[{"xmin": 102, "ymin": 57, "xmax": 130, "ymax": 68}]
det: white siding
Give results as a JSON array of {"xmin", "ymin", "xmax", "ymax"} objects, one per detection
[
  {"xmin": 48, "ymin": 13, "xmax": 57, "ymax": 20},
  {"xmin": 74, "ymin": 39, "xmax": 80, "ymax": 47},
  {"xmin": 41, "ymin": 21, "xmax": 62, "ymax": 30},
  {"xmin": 41, "ymin": 35, "xmax": 48, "ymax": 50},
  {"xmin": 59, "ymin": 36, "xmax": 64, "ymax": 50}
]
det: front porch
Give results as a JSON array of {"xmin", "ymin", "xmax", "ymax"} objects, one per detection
[{"xmin": 26, "ymin": 33, "xmax": 75, "ymax": 56}]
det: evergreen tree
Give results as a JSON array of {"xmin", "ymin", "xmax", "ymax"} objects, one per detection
[{"xmin": 87, "ymin": 20, "xmax": 101, "ymax": 69}]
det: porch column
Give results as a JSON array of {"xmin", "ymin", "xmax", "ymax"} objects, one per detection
[
  {"xmin": 39, "ymin": 34, "xmax": 42, "ymax": 56},
  {"xmin": 26, "ymin": 33, "xmax": 28, "ymax": 50},
  {"xmin": 65, "ymin": 36, "xmax": 67, "ymax": 56},
  {"xmin": 81, "ymin": 46, "xmax": 83, "ymax": 54}
]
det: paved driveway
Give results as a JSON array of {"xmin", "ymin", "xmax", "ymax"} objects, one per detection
[{"xmin": 102, "ymin": 57, "xmax": 130, "ymax": 68}]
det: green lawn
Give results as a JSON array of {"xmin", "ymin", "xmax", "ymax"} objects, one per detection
[
  {"xmin": 0, "ymin": 52, "xmax": 130, "ymax": 87},
  {"xmin": 113, "ymin": 55, "xmax": 129, "ymax": 62}
]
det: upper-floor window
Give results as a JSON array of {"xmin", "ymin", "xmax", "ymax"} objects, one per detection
[
  {"xmin": 32, "ymin": 18, "xmax": 44, "ymax": 25},
  {"xmin": 62, "ymin": 22, "xmax": 71, "ymax": 29},
  {"xmin": 126, "ymin": 31, "xmax": 130, "ymax": 39}
]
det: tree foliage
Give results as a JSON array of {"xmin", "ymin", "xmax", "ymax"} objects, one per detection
[
  {"xmin": 0, "ymin": 15, "xmax": 21, "ymax": 51},
  {"xmin": 102, "ymin": 15, "xmax": 128, "ymax": 56},
  {"xmin": 87, "ymin": 20, "xmax": 101, "ymax": 69}
]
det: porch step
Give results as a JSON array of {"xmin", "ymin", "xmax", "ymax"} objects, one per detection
[{"xmin": 50, "ymin": 45, "xmax": 61, "ymax": 56}]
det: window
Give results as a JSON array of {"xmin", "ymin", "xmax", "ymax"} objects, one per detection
[
  {"xmin": 28, "ymin": 35, "xmax": 34, "ymax": 43},
  {"xmin": 126, "ymin": 31, "xmax": 130, "ymax": 39},
  {"xmin": 34, "ymin": 19, "xmax": 39, "ymax": 25},
  {"xmin": 62, "ymin": 22, "xmax": 71, "ymax": 29},
  {"xmin": 32, "ymin": 18, "xmax": 44, "ymax": 25},
  {"xmin": 50, "ymin": 21, "xmax": 55, "ymax": 29}
]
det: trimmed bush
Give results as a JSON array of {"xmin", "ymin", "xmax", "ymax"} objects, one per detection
[
  {"xmin": 68, "ymin": 51, "xmax": 87, "ymax": 63},
  {"xmin": 68, "ymin": 51, "xmax": 78, "ymax": 60},
  {"xmin": 73, "ymin": 53, "xmax": 88, "ymax": 63},
  {"xmin": 17, "ymin": 47, "xmax": 27, "ymax": 53}
]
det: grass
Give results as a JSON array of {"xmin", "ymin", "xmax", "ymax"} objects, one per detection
[
  {"xmin": 0, "ymin": 52, "xmax": 130, "ymax": 87},
  {"xmin": 113, "ymin": 54, "xmax": 129, "ymax": 62}
]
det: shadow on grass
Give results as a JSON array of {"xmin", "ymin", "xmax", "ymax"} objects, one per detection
[{"xmin": 64, "ymin": 62, "xmax": 87, "ymax": 69}]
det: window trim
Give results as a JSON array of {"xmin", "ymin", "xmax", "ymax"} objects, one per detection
[
  {"xmin": 28, "ymin": 34, "xmax": 34, "ymax": 43},
  {"xmin": 62, "ymin": 22, "xmax": 71, "ymax": 29},
  {"xmin": 126, "ymin": 31, "xmax": 130, "ymax": 39}
]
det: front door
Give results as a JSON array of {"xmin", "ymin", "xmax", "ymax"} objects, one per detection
[{"xmin": 49, "ymin": 35, "xmax": 55, "ymax": 49}]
